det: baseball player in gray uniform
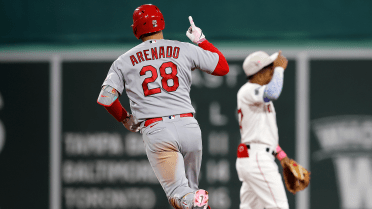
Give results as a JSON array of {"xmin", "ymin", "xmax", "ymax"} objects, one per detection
[{"xmin": 97, "ymin": 4, "xmax": 229, "ymax": 209}]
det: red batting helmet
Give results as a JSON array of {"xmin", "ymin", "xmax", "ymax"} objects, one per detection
[{"xmin": 131, "ymin": 4, "xmax": 165, "ymax": 39}]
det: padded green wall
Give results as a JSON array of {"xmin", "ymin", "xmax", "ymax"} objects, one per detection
[{"xmin": 1, "ymin": 0, "xmax": 372, "ymax": 44}]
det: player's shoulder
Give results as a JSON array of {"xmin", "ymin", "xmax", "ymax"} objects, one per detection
[
  {"xmin": 113, "ymin": 42, "xmax": 146, "ymax": 63},
  {"xmin": 161, "ymin": 39, "xmax": 196, "ymax": 48},
  {"xmin": 237, "ymin": 82, "xmax": 262, "ymax": 97},
  {"xmin": 122, "ymin": 42, "xmax": 146, "ymax": 57},
  {"xmin": 238, "ymin": 82, "xmax": 261, "ymax": 92},
  {"xmin": 113, "ymin": 39, "xmax": 195, "ymax": 63},
  {"xmin": 153, "ymin": 39, "xmax": 198, "ymax": 56}
]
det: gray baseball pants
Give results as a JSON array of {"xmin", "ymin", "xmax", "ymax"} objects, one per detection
[{"xmin": 140, "ymin": 114, "xmax": 202, "ymax": 207}]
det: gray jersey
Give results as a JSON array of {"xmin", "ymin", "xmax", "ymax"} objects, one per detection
[{"xmin": 102, "ymin": 39, "xmax": 219, "ymax": 121}]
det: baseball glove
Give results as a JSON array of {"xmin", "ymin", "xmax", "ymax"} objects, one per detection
[{"xmin": 280, "ymin": 157, "xmax": 310, "ymax": 194}]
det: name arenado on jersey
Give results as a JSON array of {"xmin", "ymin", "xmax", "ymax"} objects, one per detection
[{"xmin": 130, "ymin": 46, "xmax": 180, "ymax": 66}]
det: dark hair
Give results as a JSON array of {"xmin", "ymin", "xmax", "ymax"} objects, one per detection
[
  {"xmin": 140, "ymin": 31, "xmax": 161, "ymax": 40},
  {"xmin": 246, "ymin": 63, "xmax": 274, "ymax": 80}
]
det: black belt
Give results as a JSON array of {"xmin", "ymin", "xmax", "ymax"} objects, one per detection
[{"xmin": 246, "ymin": 144, "xmax": 276, "ymax": 156}]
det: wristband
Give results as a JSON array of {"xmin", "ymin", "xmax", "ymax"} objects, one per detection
[
  {"xmin": 197, "ymin": 38, "xmax": 206, "ymax": 44},
  {"xmin": 276, "ymin": 145, "xmax": 287, "ymax": 161},
  {"xmin": 103, "ymin": 99, "xmax": 128, "ymax": 122}
]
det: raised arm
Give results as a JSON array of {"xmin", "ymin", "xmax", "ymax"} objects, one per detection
[
  {"xmin": 186, "ymin": 16, "xmax": 229, "ymax": 76},
  {"xmin": 263, "ymin": 67, "xmax": 284, "ymax": 101},
  {"xmin": 263, "ymin": 51, "xmax": 288, "ymax": 101}
]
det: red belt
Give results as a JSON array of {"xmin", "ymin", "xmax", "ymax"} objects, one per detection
[{"xmin": 144, "ymin": 113, "xmax": 193, "ymax": 127}]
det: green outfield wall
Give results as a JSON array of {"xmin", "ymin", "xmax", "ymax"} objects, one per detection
[{"xmin": 1, "ymin": 0, "xmax": 372, "ymax": 44}]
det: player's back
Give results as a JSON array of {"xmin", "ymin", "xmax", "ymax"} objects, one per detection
[{"xmin": 106, "ymin": 39, "xmax": 218, "ymax": 121}]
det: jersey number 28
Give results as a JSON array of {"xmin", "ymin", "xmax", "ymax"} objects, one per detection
[{"xmin": 140, "ymin": 61, "xmax": 179, "ymax": 96}]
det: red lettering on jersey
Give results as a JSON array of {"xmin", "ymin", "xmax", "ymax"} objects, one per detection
[
  {"xmin": 267, "ymin": 104, "xmax": 271, "ymax": 113},
  {"xmin": 143, "ymin": 49, "xmax": 151, "ymax": 61},
  {"xmin": 151, "ymin": 47, "xmax": 158, "ymax": 60},
  {"xmin": 238, "ymin": 109, "xmax": 243, "ymax": 129},
  {"xmin": 130, "ymin": 55, "xmax": 138, "ymax": 66},
  {"xmin": 140, "ymin": 65, "xmax": 161, "ymax": 96},
  {"xmin": 136, "ymin": 51, "xmax": 145, "ymax": 62},
  {"xmin": 160, "ymin": 61, "xmax": 179, "ymax": 92},
  {"xmin": 166, "ymin": 46, "xmax": 173, "ymax": 58},
  {"xmin": 173, "ymin": 47, "xmax": 180, "ymax": 59},
  {"xmin": 159, "ymin": 46, "xmax": 165, "ymax": 58}
]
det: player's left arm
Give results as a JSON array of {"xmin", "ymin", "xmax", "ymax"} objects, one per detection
[
  {"xmin": 263, "ymin": 51, "xmax": 288, "ymax": 102},
  {"xmin": 275, "ymin": 145, "xmax": 288, "ymax": 161},
  {"xmin": 186, "ymin": 16, "xmax": 229, "ymax": 76},
  {"xmin": 276, "ymin": 144, "xmax": 311, "ymax": 194},
  {"xmin": 263, "ymin": 67, "xmax": 284, "ymax": 101}
]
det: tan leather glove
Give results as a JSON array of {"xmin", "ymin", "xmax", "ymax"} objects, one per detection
[{"xmin": 280, "ymin": 157, "xmax": 310, "ymax": 194}]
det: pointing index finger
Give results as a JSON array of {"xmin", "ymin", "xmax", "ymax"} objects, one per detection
[{"xmin": 188, "ymin": 16, "xmax": 195, "ymax": 27}]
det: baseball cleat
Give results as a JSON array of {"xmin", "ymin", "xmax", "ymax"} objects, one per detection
[{"xmin": 193, "ymin": 189, "xmax": 209, "ymax": 209}]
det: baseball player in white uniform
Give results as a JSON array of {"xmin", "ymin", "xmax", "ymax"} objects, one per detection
[
  {"xmin": 97, "ymin": 4, "xmax": 229, "ymax": 209},
  {"xmin": 235, "ymin": 51, "xmax": 289, "ymax": 209}
]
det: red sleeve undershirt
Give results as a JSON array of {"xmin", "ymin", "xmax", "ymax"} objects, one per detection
[
  {"xmin": 98, "ymin": 99, "xmax": 128, "ymax": 122},
  {"xmin": 198, "ymin": 40, "xmax": 229, "ymax": 76},
  {"xmin": 100, "ymin": 40, "xmax": 227, "ymax": 121}
]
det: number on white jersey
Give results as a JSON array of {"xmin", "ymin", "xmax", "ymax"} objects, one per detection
[
  {"xmin": 238, "ymin": 109, "xmax": 243, "ymax": 129},
  {"xmin": 266, "ymin": 103, "xmax": 271, "ymax": 113}
]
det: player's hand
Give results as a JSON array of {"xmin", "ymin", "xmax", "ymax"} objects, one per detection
[
  {"xmin": 186, "ymin": 16, "xmax": 206, "ymax": 44},
  {"xmin": 273, "ymin": 51, "xmax": 288, "ymax": 70},
  {"xmin": 122, "ymin": 114, "xmax": 140, "ymax": 132}
]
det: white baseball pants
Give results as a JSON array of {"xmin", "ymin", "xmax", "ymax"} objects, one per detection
[{"xmin": 236, "ymin": 144, "xmax": 289, "ymax": 209}]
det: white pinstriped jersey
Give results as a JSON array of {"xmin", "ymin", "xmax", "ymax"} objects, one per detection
[{"xmin": 237, "ymin": 82, "xmax": 279, "ymax": 148}]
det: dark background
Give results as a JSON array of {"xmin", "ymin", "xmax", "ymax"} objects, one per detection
[
  {"xmin": 1, "ymin": 49, "xmax": 372, "ymax": 209},
  {"xmin": 0, "ymin": 63, "xmax": 50, "ymax": 209},
  {"xmin": 309, "ymin": 60, "xmax": 372, "ymax": 209},
  {"xmin": 1, "ymin": 0, "xmax": 372, "ymax": 208}
]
